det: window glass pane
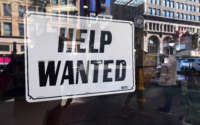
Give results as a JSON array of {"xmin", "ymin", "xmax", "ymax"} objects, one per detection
[
  {"xmin": 170, "ymin": 11, "xmax": 174, "ymax": 18},
  {"xmin": 180, "ymin": 13, "xmax": 183, "ymax": 19},
  {"xmin": 166, "ymin": 11, "xmax": 170, "ymax": 17},
  {"xmin": 38, "ymin": 7, "xmax": 45, "ymax": 12},
  {"xmin": 157, "ymin": 0, "xmax": 160, "ymax": 5},
  {"xmin": 152, "ymin": 8, "xmax": 156, "ymax": 15},
  {"xmin": 176, "ymin": 13, "xmax": 179, "ymax": 18},
  {"xmin": 188, "ymin": 15, "xmax": 191, "ymax": 20},
  {"xmin": 170, "ymin": 1, "xmax": 174, "ymax": 8},
  {"xmin": 162, "ymin": 10, "xmax": 166, "ymax": 16},
  {"xmin": 21, "ymin": 45, "xmax": 24, "ymax": 52},
  {"xmin": 184, "ymin": 4, "xmax": 187, "ymax": 11},
  {"xmin": 52, "ymin": 10, "xmax": 58, "ymax": 14},
  {"xmin": 181, "ymin": 3, "xmax": 184, "ymax": 10},
  {"xmin": 4, "ymin": 22, "xmax": 12, "ymax": 36},
  {"xmin": 18, "ymin": 24, "xmax": 24, "ymax": 36},
  {"xmin": 148, "ymin": 38, "xmax": 159, "ymax": 53},
  {"xmin": 69, "ymin": 0, "xmax": 76, "ymax": 5},
  {"xmin": 193, "ymin": 16, "xmax": 196, "ymax": 21},
  {"xmin": 189, "ymin": 5, "xmax": 192, "ymax": 11},
  {"xmin": 184, "ymin": 14, "xmax": 186, "ymax": 20},
  {"xmin": 188, "ymin": 4, "xmax": 191, "ymax": 10},
  {"xmin": 3, "ymin": 4, "xmax": 11, "ymax": 16},
  {"xmin": 156, "ymin": 9, "xmax": 161, "ymax": 16},
  {"xmin": 152, "ymin": 0, "xmax": 156, "ymax": 5},
  {"xmin": 0, "ymin": 45, "xmax": 10, "ymax": 51},
  {"xmin": 192, "ymin": 5, "xmax": 194, "ymax": 11},
  {"xmin": 52, "ymin": 0, "xmax": 58, "ymax": 4},
  {"xmin": 28, "ymin": 7, "xmax": 36, "ymax": 12},
  {"xmin": 148, "ymin": 0, "xmax": 152, "ymax": 4},
  {"xmin": 176, "ymin": 2, "xmax": 179, "ymax": 9},
  {"xmin": 148, "ymin": 8, "xmax": 152, "ymax": 14},
  {"xmin": 69, "ymin": 11, "xmax": 78, "ymax": 16},
  {"xmin": 60, "ymin": 28, "xmax": 66, "ymax": 37},
  {"xmin": 60, "ymin": 0, "xmax": 67, "ymax": 5},
  {"xmin": 167, "ymin": 0, "xmax": 170, "ymax": 7},
  {"xmin": 18, "ymin": 5, "xmax": 25, "ymax": 18},
  {"xmin": 180, "ymin": 3, "xmax": 183, "ymax": 10},
  {"xmin": 61, "ymin": 11, "xmax": 67, "ymax": 15},
  {"xmin": 163, "ymin": 0, "xmax": 166, "ymax": 6},
  {"xmin": 186, "ymin": 4, "xmax": 188, "ymax": 11}
]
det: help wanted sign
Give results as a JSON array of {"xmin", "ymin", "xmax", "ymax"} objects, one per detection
[{"xmin": 25, "ymin": 13, "xmax": 135, "ymax": 102}]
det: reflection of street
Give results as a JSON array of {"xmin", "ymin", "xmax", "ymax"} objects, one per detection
[
  {"xmin": 177, "ymin": 74, "xmax": 200, "ymax": 86},
  {"xmin": 3, "ymin": 70, "xmax": 200, "ymax": 125},
  {"xmin": 1, "ymin": 73, "xmax": 200, "ymax": 125},
  {"xmin": 178, "ymin": 73, "xmax": 200, "ymax": 125},
  {"xmin": 0, "ymin": 90, "xmax": 183, "ymax": 125}
]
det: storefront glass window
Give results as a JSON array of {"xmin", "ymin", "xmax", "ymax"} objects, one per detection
[{"xmin": 0, "ymin": 1, "xmax": 200, "ymax": 125}]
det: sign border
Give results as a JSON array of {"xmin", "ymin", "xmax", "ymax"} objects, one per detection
[{"xmin": 25, "ymin": 12, "xmax": 135, "ymax": 102}]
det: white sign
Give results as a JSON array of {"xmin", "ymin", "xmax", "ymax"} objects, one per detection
[{"xmin": 25, "ymin": 13, "xmax": 135, "ymax": 102}]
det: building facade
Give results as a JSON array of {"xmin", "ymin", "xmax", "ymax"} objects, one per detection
[
  {"xmin": 0, "ymin": 0, "xmax": 80, "ymax": 55},
  {"xmin": 144, "ymin": 0, "xmax": 200, "ymax": 56},
  {"xmin": 113, "ymin": 0, "xmax": 200, "ymax": 58}
]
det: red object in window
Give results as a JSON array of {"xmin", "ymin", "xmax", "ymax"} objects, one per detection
[
  {"xmin": 0, "ymin": 56, "xmax": 12, "ymax": 89},
  {"xmin": 0, "ymin": 57, "xmax": 11, "ymax": 65}
]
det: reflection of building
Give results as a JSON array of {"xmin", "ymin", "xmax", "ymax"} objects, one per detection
[
  {"xmin": 113, "ymin": 0, "xmax": 200, "ymax": 58},
  {"xmin": 143, "ymin": 0, "xmax": 200, "ymax": 56},
  {"xmin": 0, "ymin": 0, "xmax": 80, "ymax": 55},
  {"xmin": 46, "ymin": 0, "xmax": 80, "ymax": 15},
  {"xmin": 80, "ymin": 0, "xmax": 112, "ymax": 17}
]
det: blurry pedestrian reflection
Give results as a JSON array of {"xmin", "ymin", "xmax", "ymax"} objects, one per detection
[{"xmin": 158, "ymin": 50, "xmax": 179, "ymax": 113}]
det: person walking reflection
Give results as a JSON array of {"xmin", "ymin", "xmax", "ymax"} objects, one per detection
[{"xmin": 158, "ymin": 48, "xmax": 179, "ymax": 113}]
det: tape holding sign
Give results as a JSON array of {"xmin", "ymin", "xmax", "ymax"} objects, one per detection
[{"xmin": 25, "ymin": 12, "xmax": 135, "ymax": 102}]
